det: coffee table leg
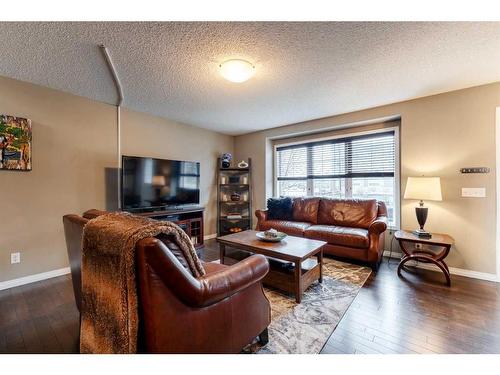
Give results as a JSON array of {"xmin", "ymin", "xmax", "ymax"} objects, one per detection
[
  {"xmin": 219, "ymin": 243, "xmax": 226, "ymax": 265},
  {"xmin": 318, "ymin": 250, "xmax": 323, "ymax": 283},
  {"xmin": 295, "ymin": 260, "xmax": 302, "ymax": 303}
]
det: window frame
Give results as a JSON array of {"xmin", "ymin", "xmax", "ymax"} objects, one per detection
[{"xmin": 273, "ymin": 125, "xmax": 400, "ymax": 229}]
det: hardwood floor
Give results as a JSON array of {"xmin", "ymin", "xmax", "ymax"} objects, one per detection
[
  {"xmin": 1, "ymin": 239, "xmax": 499, "ymax": 354},
  {"xmin": 322, "ymin": 258, "xmax": 500, "ymax": 354},
  {"xmin": 0, "ymin": 273, "xmax": 80, "ymax": 353}
]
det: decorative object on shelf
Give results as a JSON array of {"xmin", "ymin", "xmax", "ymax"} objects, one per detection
[
  {"xmin": 238, "ymin": 160, "xmax": 249, "ymax": 169},
  {"xmin": 404, "ymin": 176, "xmax": 442, "ymax": 238},
  {"xmin": 256, "ymin": 229, "xmax": 287, "ymax": 242},
  {"xmin": 226, "ymin": 214, "xmax": 243, "ymax": 219},
  {"xmin": 217, "ymin": 157, "xmax": 252, "ymax": 236},
  {"xmin": 229, "ymin": 176, "xmax": 240, "ymax": 184},
  {"xmin": 0, "ymin": 114, "xmax": 32, "ymax": 171},
  {"xmin": 221, "ymin": 152, "xmax": 232, "ymax": 168}
]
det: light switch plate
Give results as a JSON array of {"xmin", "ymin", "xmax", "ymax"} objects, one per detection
[{"xmin": 461, "ymin": 188, "xmax": 486, "ymax": 198}]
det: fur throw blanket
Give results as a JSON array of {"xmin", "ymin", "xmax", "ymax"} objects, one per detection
[{"xmin": 80, "ymin": 211, "xmax": 205, "ymax": 353}]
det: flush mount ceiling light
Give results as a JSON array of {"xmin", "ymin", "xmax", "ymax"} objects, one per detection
[{"xmin": 219, "ymin": 59, "xmax": 255, "ymax": 83}]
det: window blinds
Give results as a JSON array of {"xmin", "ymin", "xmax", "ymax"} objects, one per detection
[{"xmin": 276, "ymin": 131, "xmax": 395, "ymax": 181}]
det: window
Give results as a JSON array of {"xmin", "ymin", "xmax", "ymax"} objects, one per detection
[{"xmin": 275, "ymin": 129, "xmax": 398, "ymax": 227}]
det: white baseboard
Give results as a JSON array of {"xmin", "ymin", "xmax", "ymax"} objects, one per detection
[
  {"xmin": 0, "ymin": 235, "xmax": 217, "ymax": 291},
  {"xmin": 415, "ymin": 263, "xmax": 499, "ymax": 283},
  {"xmin": 383, "ymin": 251, "xmax": 499, "ymax": 283},
  {"xmin": 383, "ymin": 250, "xmax": 403, "ymax": 259},
  {"xmin": 1, "ymin": 248, "xmax": 495, "ymax": 292},
  {"xmin": 0, "ymin": 267, "xmax": 71, "ymax": 291}
]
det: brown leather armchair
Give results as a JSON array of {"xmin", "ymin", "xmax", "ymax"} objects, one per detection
[{"xmin": 63, "ymin": 210, "xmax": 271, "ymax": 353}]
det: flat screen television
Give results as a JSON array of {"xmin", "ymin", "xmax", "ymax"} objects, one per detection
[{"xmin": 121, "ymin": 155, "xmax": 200, "ymax": 211}]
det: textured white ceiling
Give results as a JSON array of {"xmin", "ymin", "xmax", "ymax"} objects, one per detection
[{"xmin": 1, "ymin": 22, "xmax": 500, "ymax": 135}]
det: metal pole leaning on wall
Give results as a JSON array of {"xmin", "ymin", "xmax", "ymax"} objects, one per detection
[{"xmin": 99, "ymin": 44, "xmax": 124, "ymax": 210}]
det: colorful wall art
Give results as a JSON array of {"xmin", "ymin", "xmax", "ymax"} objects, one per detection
[{"xmin": 0, "ymin": 114, "xmax": 32, "ymax": 171}]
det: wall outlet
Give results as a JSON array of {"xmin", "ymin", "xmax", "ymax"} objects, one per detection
[{"xmin": 11, "ymin": 252, "xmax": 21, "ymax": 264}]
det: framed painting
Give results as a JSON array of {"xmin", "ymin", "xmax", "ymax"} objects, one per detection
[{"xmin": 0, "ymin": 114, "xmax": 32, "ymax": 171}]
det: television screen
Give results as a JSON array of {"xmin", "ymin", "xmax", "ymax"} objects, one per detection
[{"xmin": 122, "ymin": 156, "xmax": 200, "ymax": 210}]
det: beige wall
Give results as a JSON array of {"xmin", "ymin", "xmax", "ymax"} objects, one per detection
[
  {"xmin": 1, "ymin": 73, "xmax": 498, "ymax": 281},
  {"xmin": 0, "ymin": 76, "xmax": 232, "ymax": 283},
  {"xmin": 235, "ymin": 82, "xmax": 500, "ymax": 275},
  {"xmin": 120, "ymin": 108, "xmax": 233, "ymax": 236}
]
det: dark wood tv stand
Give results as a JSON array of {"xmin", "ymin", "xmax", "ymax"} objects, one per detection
[{"xmin": 128, "ymin": 206, "xmax": 205, "ymax": 249}]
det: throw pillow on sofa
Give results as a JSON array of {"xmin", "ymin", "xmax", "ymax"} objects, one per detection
[{"xmin": 267, "ymin": 197, "xmax": 293, "ymax": 220}]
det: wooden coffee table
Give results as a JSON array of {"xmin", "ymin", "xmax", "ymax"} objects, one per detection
[{"xmin": 217, "ymin": 230, "xmax": 326, "ymax": 303}]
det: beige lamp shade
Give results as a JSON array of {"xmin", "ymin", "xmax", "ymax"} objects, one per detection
[
  {"xmin": 404, "ymin": 177, "xmax": 442, "ymax": 201},
  {"xmin": 152, "ymin": 175, "xmax": 166, "ymax": 187}
]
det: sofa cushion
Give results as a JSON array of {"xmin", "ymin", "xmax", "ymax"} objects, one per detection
[
  {"xmin": 305, "ymin": 225, "xmax": 369, "ymax": 249},
  {"xmin": 258, "ymin": 220, "xmax": 311, "ymax": 237},
  {"xmin": 317, "ymin": 198, "xmax": 378, "ymax": 229},
  {"xmin": 292, "ymin": 197, "xmax": 320, "ymax": 224},
  {"xmin": 267, "ymin": 197, "xmax": 293, "ymax": 220}
]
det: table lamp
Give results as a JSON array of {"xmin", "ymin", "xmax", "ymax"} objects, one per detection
[{"xmin": 404, "ymin": 177, "xmax": 442, "ymax": 238}]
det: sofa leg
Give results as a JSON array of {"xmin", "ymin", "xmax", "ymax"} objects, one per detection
[
  {"xmin": 258, "ymin": 328, "xmax": 269, "ymax": 345},
  {"xmin": 371, "ymin": 260, "xmax": 380, "ymax": 272}
]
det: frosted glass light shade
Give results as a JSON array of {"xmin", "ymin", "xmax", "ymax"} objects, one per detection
[
  {"xmin": 219, "ymin": 59, "xmax": 255, "ymax": 83},
  {"xmin": 404, "ymin": 177, "xmax": 442, "ymax": 201}
]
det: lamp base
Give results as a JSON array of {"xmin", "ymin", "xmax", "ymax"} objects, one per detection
[
  {"xmin": 413, "ymin": 228, "xmax": 432, "ymax": 238},
  {"xmin": 414, "ymin": 204, "xmax": 431, "ymax": 238}
]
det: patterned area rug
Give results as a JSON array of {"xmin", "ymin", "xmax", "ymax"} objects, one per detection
[
  {"xmin": 253, "ymin": 258, "xmax": 370, "ymax": 354},
  {"xmin": 214, "ymin": 257, "xmax": 371, "ymax": 354}
]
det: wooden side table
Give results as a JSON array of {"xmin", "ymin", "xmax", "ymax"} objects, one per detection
[{"xmin": 394, "ymin": 230, "xmax": 454, "ymax": 286}]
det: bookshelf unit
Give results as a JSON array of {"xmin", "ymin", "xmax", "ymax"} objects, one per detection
[{"xmin": 217, "ymin": 158, "xmax": 252, "ymax": 236}]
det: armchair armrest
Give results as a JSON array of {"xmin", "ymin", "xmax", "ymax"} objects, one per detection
[
  {"xmin": 196, "ymin": 255, "xmax": 269, "ymax": 306},
  {"xmin": 138, "ymin": 238, "xmax": 270, "ymax": 308},
  {"xmin": 368, "ymin": 216, "xmax": 388, "ymax": 235},
  {"xmin": 83, "ymin": 209, "xmax": 108, "ymax": 219}
]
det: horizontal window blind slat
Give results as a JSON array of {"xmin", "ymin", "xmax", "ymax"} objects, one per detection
[
  {"xmin": 277, "ymin": 130, "xmax": 395, "ymax": 179},
  {"xmin": 277, "ymin": 172, "xmax": 394, "ymax": 180},
  {"xmin": 276, "ymin": 130, "xmax": 395, "ymax": 152}
]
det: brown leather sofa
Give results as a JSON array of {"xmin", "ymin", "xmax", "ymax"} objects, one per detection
[
  {"xmin": 256, "ymin": 198, "xmax": 388, "ymax": 270},
  {"xmin": 63, "ymin": 209, "xmax": 271, "ymax": 353}
]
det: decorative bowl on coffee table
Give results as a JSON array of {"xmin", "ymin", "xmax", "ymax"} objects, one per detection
[{"xmin": 256, "ymin": 231, "xmax": 287, "ymax": 242}]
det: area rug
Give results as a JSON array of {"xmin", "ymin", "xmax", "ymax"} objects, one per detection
[{"xmin": 214, "ymin": 257, "xmax": 372, "ymax": 354}]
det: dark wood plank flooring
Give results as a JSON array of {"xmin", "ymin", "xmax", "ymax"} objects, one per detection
[{"xmin": 1, "ymin": 239, "xmax": 499, "ymax": 354}]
